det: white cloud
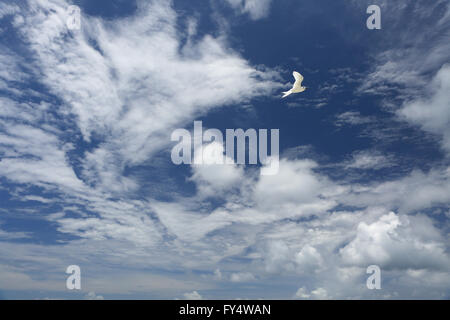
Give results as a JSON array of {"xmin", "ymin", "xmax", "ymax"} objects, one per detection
[
  {"xmin": 253, "ymin": 159, "xmax": 332, "ymax": 211},
  {"xmin": 295, "ymin": 287, "xmax": 329, "ymax": 300},
  {"xmin": 0, "ymin": 0, "xmax": 449, "ymax": 300},
  {"xmin": 13, "ymin": 0, "xmax": 281, "ymax": 196},
  {"xmin": 399, "ymin": 65, "xmax": 450, "ymax": 153},
  {"xmin": 357, "ymin": 0, "xmax": 450, "ymax": 96},
  {"xmin": 230, "ymin": 272, "xmax": 255, "ymax": 282},
  {"xmin": 0, "ymin": 3, "xmax": 20, "ymax": 20},
  {"xmin": 0, "ymin": 121, "xmax": 86, "ymax": 193},
  {"xmin": 84, "ymin": 291, "xmax": 104, "ymax": 300},
  {"xmin": 294, "ymin": 287, "xmax": 310, "ymax": 299},
  {"xmin": 214, "ymin": 268, "xmax": 222, "ymax": 280},
  {"xmin": 0, "ymin": 0, "xmax": 282, "ymax": 251},
  {"xmin": 335, "ymin": 111, "xmax": 374, "ymax": 127},
  {"xmin": 262, "ymin": 240, "xmax": 295, "ymax": 273},
  {"xmin": 295, "ymin": 245, "xmax": 324, "ymax": 273},
  {"xmin": 343, "ymin": 150, "xmax": 394, "ymax": 170},
  {"xmin": 341, "ymin": 167, "xmax": 450, "ymax": 213},
  {"xmin": 190, "ymin": 142, "xmax": 244, "ymax": 197},
  {"xmin": 225, "ymin": 0, "xmax": 272, "ymax": 20},
  {"xmin": 310, "ymin": 287, "xmax": 329, "ymax": 300},
  {"xmin": 150, "ymin": 200, "xmax": 234, "ymax": 243},
  {"xmin": 0, "ymin": 229, "xmax": 31, "ymax": 240},
  {"xmin": 0, "ymin": 263, "xmax": 62, "ymax": 292},
  {"xmin": 354, "ymin": 1, "xmax": 450, "ymax": 157}
]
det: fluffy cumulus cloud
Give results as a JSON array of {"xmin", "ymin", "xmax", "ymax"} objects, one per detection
[
  {"xmin": 340, "ymin": 167, "xmax": 450, "ymax": 213},
  {"xmin": 224, "ymin": 0, "xmax": 272, "ymax": 20},
  {"xmin": 356, "ymin": 0, "xmax": 450, "ymax": 156},
  {"xmin": 0, "ymin": 2, "xmax": 20, "ymax": 20},
  {"xmin": 5, "ymin": 0, "xmax": 281, "ymax": 195},
  {"xmin": 190, "ymin": 142, "xmax": 244, "ymax": 196}
]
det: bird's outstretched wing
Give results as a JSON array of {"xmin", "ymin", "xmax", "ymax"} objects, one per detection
[{"xmin": 293, "ymin": 71, "xmax": 304, "ymax": 85}]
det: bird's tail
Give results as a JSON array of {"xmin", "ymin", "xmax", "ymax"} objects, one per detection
[{"xmin": 282, "ymin": 90, "xmax": 292, "ymax": 98}]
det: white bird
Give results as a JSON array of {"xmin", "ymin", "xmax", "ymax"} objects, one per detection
[{"xmin": 282, "ymin": 71, "xmax": 307, "ymax": 98}]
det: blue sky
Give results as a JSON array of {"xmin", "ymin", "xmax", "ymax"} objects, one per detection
[{"xmin": 0, "ymin": 0, "xmax": 449, "ymax": 299}]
